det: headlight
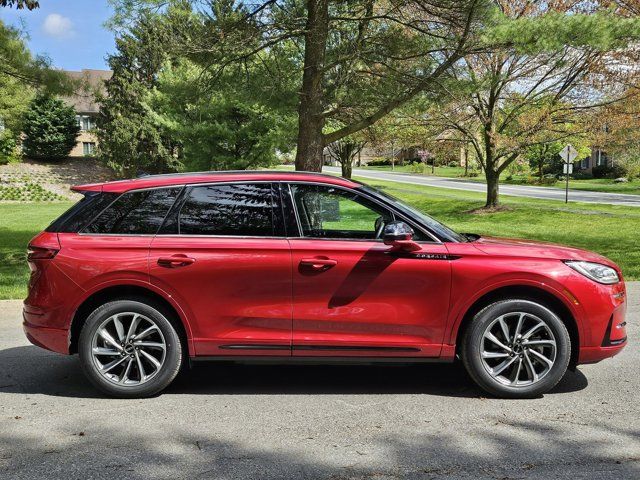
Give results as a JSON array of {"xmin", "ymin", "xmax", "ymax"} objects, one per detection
[{"xmin": 564, "ymin": 261, "xmax": 620, "ymax": 284}]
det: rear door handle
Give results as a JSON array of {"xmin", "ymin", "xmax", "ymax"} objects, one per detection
[
  {"xmin": 300, "ymin": 257, "xmax": 338, "ymax": 271},
  {"xmin": 157, "ymin": 255, "xmax": 196, "ymax": 268}
]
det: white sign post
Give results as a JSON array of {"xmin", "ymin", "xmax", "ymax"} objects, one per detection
[{"xmin": 559, "ymin": 144, "xmax": 578, "ymax": 203}]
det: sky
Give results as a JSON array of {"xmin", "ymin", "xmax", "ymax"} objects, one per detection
[{"xmin": 0, "ymin": 0, "xmax": 115, "ymax": 71}]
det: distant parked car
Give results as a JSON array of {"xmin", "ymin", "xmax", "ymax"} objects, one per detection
[{"xmin": 24, "ymin": 171, "xmax": 627, "ymax": 398}]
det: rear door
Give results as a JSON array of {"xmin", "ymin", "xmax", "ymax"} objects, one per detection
[
  {"xmin": 286, "ymin": 183, "xmax": 452, "ymax": 358},
  {"xmin": 149, "ymin": 182, "xmax": 293, "ymax": 356}
]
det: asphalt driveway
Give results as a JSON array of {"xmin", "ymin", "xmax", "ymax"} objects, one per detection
[{"xmin": 0, "ymin": 284, "xmax": 638, "ymax": 479}]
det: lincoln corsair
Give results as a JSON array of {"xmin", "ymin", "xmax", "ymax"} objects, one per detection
[{"xmin": 24, "ymin": 171, "xmax": 627, "ymax": 398}]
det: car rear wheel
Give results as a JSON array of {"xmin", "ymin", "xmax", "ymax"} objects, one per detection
[
  {"xmin": 78, "ymin": 299, "xmax": 183, "ymax": 398},
  {"xmin": 461, "ymin": 299, "xmax": 571, "ymax": 398}
]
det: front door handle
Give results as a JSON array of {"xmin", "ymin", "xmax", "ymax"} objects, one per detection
[
  {"xmin": 300, "ymin": 257, "xmax": 338, "ymax": 271},
  {"xmin": 157, "ymin": 255, "xmax": 196, "ymax": 268}
]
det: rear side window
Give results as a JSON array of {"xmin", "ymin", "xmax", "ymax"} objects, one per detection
[
  {"xmin": 178, "ymin": 183, "xmax": 277, "ymax": 236},
  {"xmin": 46, "ymin": 191, "xmax": 119, "ymax": 233},
  {"xmin": 84, "ymin": 187, "xmax": 182, "ymax": 235}
]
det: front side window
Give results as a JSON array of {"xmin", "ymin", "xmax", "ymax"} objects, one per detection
[
  {"xmin": 84, "ymin": 187, "xmax": 182, "ymax": 235},
  {"xmin": 290, "ymin": 184, "xmax": 394, "ymax": 240},
  {"xmin": 178, "ymin": 183, "xmax": 277, "ymax": 236}
]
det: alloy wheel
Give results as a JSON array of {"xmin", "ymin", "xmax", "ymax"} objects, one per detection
[
  {"xmin": 91, "ymin": 312, "xmax": 167, "ymax": 386},
  {"xmin": 479, "ymin": 312, "xmax": 557, "ymax": 387}
]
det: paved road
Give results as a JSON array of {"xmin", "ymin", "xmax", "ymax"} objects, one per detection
[
  {"xmin": 1, "ymin": 286, "xmax": 638, "ymax": 479},
  {"xmin": 322, "ymin": 166, "xmax": 640, "ymax": 206}
]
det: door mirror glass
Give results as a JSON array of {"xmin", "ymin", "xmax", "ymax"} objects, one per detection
[{"xmin": 383, "ymin": 221, "xmax": 421, "ymax": 252}]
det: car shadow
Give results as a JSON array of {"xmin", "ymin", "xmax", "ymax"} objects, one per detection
[{"xmin": 0, "ymin": 345, "xmax": 589, "ymax": 399}]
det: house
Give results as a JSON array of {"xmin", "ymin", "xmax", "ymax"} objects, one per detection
[
  {"xmin": 62, "ymin": 69, "xmax": 112, "ymax": 157},
  {"xmin": 576, "ymin": 148, "xmax": 612, "ymax": 174}
]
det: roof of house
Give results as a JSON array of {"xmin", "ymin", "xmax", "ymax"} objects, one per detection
[
  {"xmin": 72, "ymin": 170, "xmax": 361, "ymax": 193},
  {"xmin": 62, "ymin": 69, "xmax": 113, "ymax": 114}
]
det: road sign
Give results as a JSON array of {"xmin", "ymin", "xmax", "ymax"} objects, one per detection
[
  {"xmin": 559, "ymin": 144, "xmax": 578, "ymax": 203},
  {"xmin": 560, "ymin": 144, "xmax": 578, "ymax": 163}
]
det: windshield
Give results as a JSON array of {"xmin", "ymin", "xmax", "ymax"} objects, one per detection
[{"xmin": 359, "ymin": 185, "xmax": 468, "ymax": 242}]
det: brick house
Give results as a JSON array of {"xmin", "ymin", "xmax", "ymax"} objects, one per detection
[
  {"xmin": 62, "ymin": 69, "xmax": 112, "ymax": 157},
  {"xmin": 575, "ymin": 148, "xmax": 613, "ymax": 174}
]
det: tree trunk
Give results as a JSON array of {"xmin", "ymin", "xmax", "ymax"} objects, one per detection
[
  {"xmin": 485, "ymin": 169, "xmax": 499, "ymax": 208},
  {"xmin": 294, "ymin": 0, "xmax": 329, "ymax": 172},
  {"xmin": 341, "ymin": 159, "xmax": 353, "ymax": 179}
]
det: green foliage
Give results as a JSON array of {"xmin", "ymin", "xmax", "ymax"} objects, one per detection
[
  {"xmin": 150, "ymin": 61, "xmax": 294, "ymax": 171},
  {"xmin": 0, "ymin": 183, "xmax": 64, "ymax": 201},
  {"xmin": 486, "ymin": 12, "xmax": 640, "ymax": 53},
  {"xmin": 97, "ymin": 12, "xmax": 180, "ymax": 177},
  {"xmin": 21, "ymin": 94, "xmax": 80, "ymax": 161},
  {"xmin": 592, "ymin": 164, "xmax": 628, "ymax": 179},
  {"xmin": 0, "ymin": 130, "xmax": 20, "ymax": 165}
]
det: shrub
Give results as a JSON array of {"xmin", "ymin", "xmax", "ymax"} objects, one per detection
[
  {"xmin": 367, "ymin": 158, "xmax": 392, "ymax": 167},
  {"xmin": 0, "ymin": 183, "xmax": 65, "ymax": 201},
  {"xmin": 0, "ymin": 131, "xmax": 20, "ymax": 165},
  {"xmin": 22, "ymin": 94, "xmax": 80, "ymax": 161},
  {"xmin": 592, "ymin": 164, "xmax": 627, "ymax": 179}
]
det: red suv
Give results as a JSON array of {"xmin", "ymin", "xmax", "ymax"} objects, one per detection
[{"xmin": 24, "ymin": 171, "xmax": 627, "ymax": 398}]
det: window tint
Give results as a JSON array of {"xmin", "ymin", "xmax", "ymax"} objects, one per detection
[
  {"xmin": 178, "ymin": 184, "xmax": 276, "ymax": 236},
  {"xmin": 84, "ymin": 187, "xmax": 182, "ymax": 234},
  {"xmin": 46, "ymin": 191, "xmax": 119, "ymax": 233},
  {"xmin": 290, "ymin": 184, "xmax": 394, "ymax": 239}
]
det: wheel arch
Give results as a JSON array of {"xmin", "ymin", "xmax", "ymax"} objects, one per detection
[
  {"xmin": 69, "ymin": 284, "xmax": 193, "ymax": 356},
  {"xmin": 453, "ymin": 285, "xmax": 580, "ymax": 367}
]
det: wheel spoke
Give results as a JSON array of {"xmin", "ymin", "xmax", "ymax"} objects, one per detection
[
  {"xmin": 482, "ymin": 351, "xmax": 510, "ymax": 359},
  {"xmin": 125, "ymin": 314, "xmax": 140, "ymax": 342},
  {"xmin": 484, "ymin": 332, "xmax": 512, "ymax": 352},
  {"xmin": 514, "ymin": 313, "xmax": 525, "ymax": 338},
  {"xmin": 92, "ymin": 347, "xmax": 120, "ymax": 356},
  {"xmin": 134, "ymin": 350, "xmax": 147, "ymax": 381},
  {"xmin": 523, "ymin": 339, "xmax": 556, "ymax": 347},
  {"xmin": 510, "ymin": 358, "xmax": 523, "ymax": 385},
  {"xmin": 528, "ymin": 348, "xmax": 554, "ymax": 368},
  {"xmin": 522, "ymin": 321, "xmax": 545, "ymax": 340},
  {"xmin": 139, "ymin": 349, "xmax": 161, "ymax": 370},
  {"xmin": 113, "ymin": 315, "xmax": 125, "ymax": 342},
  {"xmin": 492, "ymin": 355, "xmax": 518, "ymax": 376},
  {"xmin": 133, "ymin": 325, "xmax": 159, "ymax": 341},
  {"xmin": 498, "ymin": 316, "xmax": 511, "ymax": 343},
  {"xmin": 133, "ymin": 341, "xmax": 165, "ymax": 350},
  {"xmin": 119, "ymin": 358, "xmax": 133, "ymax": 384},
  {"xmin": 99, "ymin": 329, "xmax": 123, "ymax": 351},
  {"xmin": 523, "ymin": 351, "xmax": 539, "ymax": 382},
  {"xmin": 101, "ymin": 355, "xmax": 129, "ymax": 373}
]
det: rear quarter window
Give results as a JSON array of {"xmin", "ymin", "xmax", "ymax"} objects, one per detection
[
  {"xmin": 46, "ymin": 191, "xmax": 119, "ymax": 233},
  {"xmin": 83, "ymin": 187, "xmax": 183, "ymax": 235}
]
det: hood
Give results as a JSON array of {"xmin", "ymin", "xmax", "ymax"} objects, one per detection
[{"xmin": 471, "ymin": 236, "xmax": 618, "ymax": 268}]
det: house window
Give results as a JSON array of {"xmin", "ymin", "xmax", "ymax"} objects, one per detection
[
  {"xmin": 596, "ymin": 149, "xmax": 607, "ymax": 167},
  {"xmin": 76, "ymin": 115, "xmax": 96, "ymax": 131},
  {"xmin": 580, "ymin": 157, "xmax": 590, "ymax": 169},
  {"xmin": 83, "ymin": 142, "xmax": 96, "ymax": 156}
]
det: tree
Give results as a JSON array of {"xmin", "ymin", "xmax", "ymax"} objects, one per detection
[
  {"xmin": 427, "ymin": 3, "xmax": 640, "ymax": 207},
  {"xmin": 97, "ymin": 13, "xmax": 180, "ymax": 177},
  {"xmin": 21, "ymin": 94, "xmax": 80, "ymax": 160},
  {"xmin": 326, "ymin": 137, "xmax": 365, "ymax": 178},
  {"xmin": 149, "ymin": 60, "xmax": 295, "ymax": 171},
  {"xmin": 118, "ymin": 0, "xmax": 491, "ymax": 172},
  {"xmin": 524, "ymin": 138, "xmax": 591, "ymax": 181},
  {"xmin": 0, "ymin": 0, "xmax": 39, "ymax": 9}
]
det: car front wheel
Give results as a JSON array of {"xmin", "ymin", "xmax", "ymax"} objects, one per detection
[
  {"xmin": 461, "ymin": 299, "xmax": 571, "ymax": 398},
  {"xmin": 78, "ymin": 298, "xmax": 183, "ymax": 398}
]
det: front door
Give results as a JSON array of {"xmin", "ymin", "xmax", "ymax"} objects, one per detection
[
  {"xmin": 287, "ymin": 183, "xmax": 452, "ymax": 358},
  {"xmin": 149, "ymin": 182, "xmax": 292, "ymax": 356}
]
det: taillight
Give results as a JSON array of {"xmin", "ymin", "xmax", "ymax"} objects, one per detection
[{"xmin": 27, "ymin": 246, "xmax": 59, "ymax": 261}]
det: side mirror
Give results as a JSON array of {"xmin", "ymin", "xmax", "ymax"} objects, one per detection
[{"xmin": 383, "ymin": 221, "xmax": 421, "ymax": 252}]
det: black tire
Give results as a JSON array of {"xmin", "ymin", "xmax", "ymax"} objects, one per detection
[
  {"xmin": 78, "ymin": 298, "xmax": 183, "ymax": 398},
  {"xmin": 461, "ymin": 299, "xmax": 571, "ymax": 398}
]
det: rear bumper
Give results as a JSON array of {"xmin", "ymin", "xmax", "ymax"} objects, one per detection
[{"xmin": 23, "ymin": 307, "xmax": 70, "ymax": 354}]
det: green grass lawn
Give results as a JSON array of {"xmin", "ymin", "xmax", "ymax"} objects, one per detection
[
  {"xmin": 357, "ymin": 177, "xmax": 640, "ymax": 281},
  {"xmin": 0, "ymin": 202, "xmax": 72, "ymax": 300},
  {"xmin": 1, "ymin": 180, "xmax": 639, "ymax": 300},
  {"xmin": 360, "ymin": 165, "xmax": 640, "ymax": 194}
]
